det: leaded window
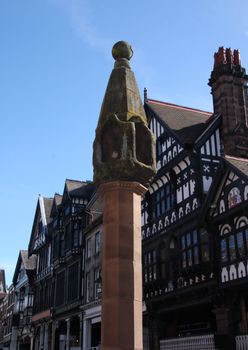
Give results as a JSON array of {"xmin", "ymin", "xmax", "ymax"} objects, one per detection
[
  {"xmin": 181, "ymin": 230, "xmax": 199, "ymax": 268},
  {"xmin": 65, "ymin": 222, "xmax": 71, "ymax": 250},
  {"xmin": 220, "ymin": 226, "xmax": 248, "ymax": 264},
  {"xmin": 229, "ymin": 235, "xmax": 236, "ymax": 261},
  {"xmin": 86, "ymin": 272, "xmax": 91, "ymax": 303},
  {"xmin": 72, "ymin": 221, "xmax": 80, "ymax": 247},
  {"xmin": 143, "ymin": 250, "xmax": 157, "ymax": 283},
  {"xmin": 67, "ymin": 262, "xmax": 79, "ymax": 302},
  {"xmin": 221, "ymin": 239, "xmax": 228, "ymax": 262},
  {"xmin": 95, "ymin": 231, "xmax": 101, "ymax": 254},
  {"xmin": 53, "ymin": 233, "xmax": 59, "ymax": 260},
  {"xmin": 86, "ymin": 238, "xmax": 92, "ymax": 259},
  {"xmin": 55, "ymin": 271, "xmax": 65, "ymax": 306},
  {"xmin": 94, "ymin": 268, "xmax": 101, "ymax": 299},
  {"xmin": 200, "ymin": 230, "xmax": 210, "ymax": 262},
  {"xmin": 60, "ymin": 232, "xmax": 65, "ymax": 257},
  {"xmin": 152, "ymin": 183, "xmax": 175, "ymax": 219}
]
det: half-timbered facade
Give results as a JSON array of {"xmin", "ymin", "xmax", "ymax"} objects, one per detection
[
  {"xmin": 142, "ymin": 99, "xmax": 218, "ymax": 348},
  {"xmin": 11, "ymin": 251, "xmax": 36, "ymax": 350},
  {"xmin": 142, "ymin": 47, "xmax": 248, "ymax": 350},
  {"xmin": 51, "ymin": 180, "xmax": 94, "ymax": 350},
  {"xmin": 28, "ymin": 195, "xmax": 53, "ymax": 350}
]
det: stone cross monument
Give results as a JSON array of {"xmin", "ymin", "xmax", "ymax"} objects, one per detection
[{"xmin": 93, "ymin": 41, "xmax": 156, "ymax": 350}]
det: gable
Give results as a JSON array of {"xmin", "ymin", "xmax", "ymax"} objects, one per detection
[
  {"xmin": 28, "ymin": 196, "xmax": 50, "ymax": 254},
  {"xmin": 146, "ymin": 99, "xmax": 213, "ymax": 144},
  {"xmin": 147, "ymin": 108, "xmax": 184, "ymax": 170},
  {"xmin": 210, "ymin": 160, "xmax": 248, "ymax": 218}
]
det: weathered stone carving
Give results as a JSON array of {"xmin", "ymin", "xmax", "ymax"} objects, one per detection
[{"xmin": 93, "ymin": 41, "xmax": 156, "ymax": 186}]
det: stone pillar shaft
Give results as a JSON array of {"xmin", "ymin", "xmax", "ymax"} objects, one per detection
[{"xmin": 99, "ymin": 181, "xmax": 146, "ymax": 350}]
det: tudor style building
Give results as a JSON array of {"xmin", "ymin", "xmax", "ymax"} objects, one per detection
[
  {"xmin": 141, "ymin": 47, "xmax": 248, "ymax": 350},
  {"xmin": 50, "ymin": 180, "xmax": 94, "ymax": 350},
  {"xmin": 28, "ymin": 180, "xmax": 95, "ymax": 350}
]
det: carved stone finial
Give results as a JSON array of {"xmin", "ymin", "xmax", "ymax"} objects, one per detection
[
  {"xmin": 93, "ymin": 41, "xmax": 156, "ymax": 186},
  {"xmin": 112, "ymin": 41, "xmax": 133, "ymax": 61}
]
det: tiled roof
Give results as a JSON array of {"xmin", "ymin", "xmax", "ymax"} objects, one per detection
[
  {"xmin": 20, "ymin": 250, "xmax": 36, "ymax": 271},
  {"xmin": 225, "ymin": 155, "xmax": 248, "ymax": 177},
  {"xmin": 54, "ymin": 193, "xmax": 62, "ymax": 206},
  {"xmin": 146, "ymin": 99, "xmax": 213, "ymax": 144},
  {"xmin": 43, "ymin": 197, "xmax": 53, "ymax": 224},
  {"xmin": 65, "ymin": 179, "xmax": 95, "ymax": 198}
]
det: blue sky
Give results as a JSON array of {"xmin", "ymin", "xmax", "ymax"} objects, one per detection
[{"xmin": 1, "ymin": 0, "xmax": 248, "ymax": 286}]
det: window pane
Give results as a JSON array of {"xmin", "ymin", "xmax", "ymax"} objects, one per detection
[
  {"xmin": 181, "ymin": 236, "xmax": 185, "ymax": 249},
  {"xmin": 186, "ymin": 233, "xmax": 191, "ymax": 247},
  {"xmin": 166, "ymin": 195, "xmax": 170, "ymax": 210},
  {"xmin": 200, "ymin": 230, "xmax": 208, "ymax": 243},
  {"xmin": 161, "ymin": 200, "xmax": 165, "ymax": 214},
  {"xmin": 87, "ymin": 238, "xmax": 92, "ymax": 258},
  {"xmin": 237, "ymin": 231, "xmax": 245, "ymax": 257},
  {"xmin": 201, "ymin": 244, "xmax": 210, "ymax": 262},
  {"xmin": 153, "ymin": 250, "xmax": 157, "ymax": 262},
  {"xmin": 182, "ymin": 252, "xmax": 186, "ymax": 268},
  {"xmin": 188, "ymin": 249, "xmax": 192, "ymax": 266},
  {"xmin": 149, "ymin": 267, "xmax": 152, "ymax": 281},
  {"xmin": 229, "ymin": 235, "xmax": 236, "ymax": 261},
  {"xmin": 245, "ymin": 229, "xmax": 248, "ymax": 252},
  {"xmin": 193, "ymin": 230, "xmax": 198, "ymax": 244},
  {"xmin": 221, "ymin": 239, "xmax": 227, "ymax": 262},
  {"xmin": 161, "ymin": 188, "xmax": 165, "ymax": 198},
  {"xmin": 95, "ymin": 232, "xmax": 101, "ymax": 254},
  {"xmin": 153, "ymin": 265, "xmax": 157, "ymax": 280},
  {"xmin": 194, "ymin": 247, "xmax": 199, "ymax": 264},
  {"xmin": 144, "ymin": 254, "xmax": 147, "ymax": 266},
  {"xmin": 157, "ymin": 203, "xmax": 161, "ymax": 216},
  {"xmin": 144, "ymin": 269, "xmax": 148, "ymax": 283}
]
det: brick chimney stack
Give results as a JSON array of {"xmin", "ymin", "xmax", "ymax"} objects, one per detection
[{"xmin": 209, "ymin": 47, "xmax": 248, "ymax": 158}]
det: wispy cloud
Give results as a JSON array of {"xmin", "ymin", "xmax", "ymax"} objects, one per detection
[
  {"xmin": 50, "ymin": 0, "xmax": 157, "ymax": 86},
  {"xmin": 49, "ymin": 0, "xmax": 113, "ymax": 59},
  {"xmin": 48, "ymin": 0, "xmax": 160, "ymax": 100}
]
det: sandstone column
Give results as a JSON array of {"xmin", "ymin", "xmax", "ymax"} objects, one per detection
[{"xmin": 99, "ymin": 181, "xmax": 146, "ymax": 350}]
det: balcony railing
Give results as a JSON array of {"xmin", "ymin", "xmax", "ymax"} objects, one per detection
[
  {"xmin": 160, "ymin": 334, "xmax": 216, "ymax": 350},
  {"xmin": 236, "ymin": 335, "xmax": 248, "ymax": 349}
]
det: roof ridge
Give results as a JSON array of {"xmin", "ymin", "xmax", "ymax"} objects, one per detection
[
  {"xmin": 225, "ymin": 155, "xmax": 248, "ymax": 162},
  {"xmin": 147, "ymin": 98, "xmax": 212, "ymax": 116}
]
